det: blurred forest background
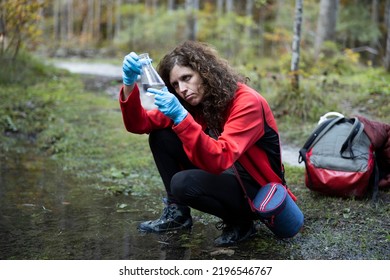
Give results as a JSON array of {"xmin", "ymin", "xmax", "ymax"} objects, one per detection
[
  {"xmin": 1, "ymin": 0, "xmax": 390, "ymax": 66},
  {"xmin": 1, "ymin": 0, "xmax": 389, "ymax": 134},
  {"xmin": 0, "ymin": 1, "xmax": 389, "ymax": 60}
]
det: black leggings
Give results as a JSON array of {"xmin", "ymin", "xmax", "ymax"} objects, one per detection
[{"xmin": 149, "ymin": 128, "xmax": 260, "ymax": 224}]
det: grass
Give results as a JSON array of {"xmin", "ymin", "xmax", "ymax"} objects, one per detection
[{"xmin": 0, "ymin": 53, "xmax": 389, "ymax": 259}]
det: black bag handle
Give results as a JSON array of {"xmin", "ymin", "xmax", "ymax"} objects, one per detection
[
  {"xmin": 298, "ymin": 116, "xmax": 344, "ymax": 164},
  {"xmin": 339, "ymin": 117, "xmax": 364, "ymax": 159}
]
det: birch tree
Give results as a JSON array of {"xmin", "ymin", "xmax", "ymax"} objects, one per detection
[
  {"xmin": 245, "ymin": 0, "xmax": 254, "ymax": 38},
  {"xmin": 0, "ymin": 5, "xmax": 5, "ymax": 54},
  {"xmin": 384, "ymin": 0, "xmax": 390, "ymax": 71},
  {"xmin": 67, "ymin": 0, "xmax": 73, "ymax": 40},
  {"xmin": 185, "ymin": 0, "xmax": 197, "ymax": 40},
  {"xmin": 314, "ymin": 0, "xmax": 339, "ymax": 59},
  {"xmin": 53, "ymin": 0, "xmax": 59, "ymax": 40},
  {"xmin": 168, "ymin": 0, "xmax": 175, "ymax": 11},
  {"xmin": 217, "ymin": 0, "xmax": 223, "ymax": 15},
  {"xmin": 94, "ymin": 0, "xmax": 101, "ymax": 41},
  {"xmin": 81, "ymin": 0, "xmax": 94, "ymax": 43},
  {"xmin": 114, "ymin": 0, "xmax": 121, "ymax": 39},
  {"xmin": 106, "ymin": 0, "xmax": 113, "ymax": 40},
  {"xmin": 226, "ymin": 0, "xmax": 233, "ymax": 13},
  {"xmin": 291, "ymin": 0, "xmax": 303, "ymax": 90}
]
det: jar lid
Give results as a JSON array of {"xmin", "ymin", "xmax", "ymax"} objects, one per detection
[{"xmin": 252, "ymin": 182, "xmax": 287, "ymax": 216}]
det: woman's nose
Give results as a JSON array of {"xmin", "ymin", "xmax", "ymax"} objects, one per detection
[{"xmin": 178, "ymin": 82, "xmax": 187, "ymax": 93}]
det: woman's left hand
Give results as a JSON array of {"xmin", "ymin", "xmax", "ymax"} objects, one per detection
[{"xmin": 148, "ymin": 87, "xmax": 188, "ymax": 125}]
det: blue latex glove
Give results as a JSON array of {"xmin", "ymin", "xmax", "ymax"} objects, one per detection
[
  {"xmin": 148, "ymin": 87, "xmax": 188, "ymax": 125},
  {"xmin": 122, "ymin": 52, "xmax": 142, "ymax": 86}
]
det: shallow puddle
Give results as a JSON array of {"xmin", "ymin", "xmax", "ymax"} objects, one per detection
[{"xmin": 0, "ymin": 145, "xmax": 295, "ymax": 260}]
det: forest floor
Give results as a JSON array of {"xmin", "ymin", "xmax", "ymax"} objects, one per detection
[
  {"xmin": 0, "ymin": 57, "xmax": 389, "ymax": 260},
  {"xmin": 54, "ymin": 60, "xmax": 390, "ymax": 260}
]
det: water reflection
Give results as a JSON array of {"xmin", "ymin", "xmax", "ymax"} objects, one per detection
[
  {"xmin": 0, "ymin": 147, "xmax": 215, "ymax": 260},
  {"xmin": 0, "ymin": 147, "xmax": 292, "ymax": 260}
]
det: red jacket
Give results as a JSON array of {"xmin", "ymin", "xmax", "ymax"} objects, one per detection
[{"xmin": 119, "ymin": 83, "xmax": 284, "ymax": 189}]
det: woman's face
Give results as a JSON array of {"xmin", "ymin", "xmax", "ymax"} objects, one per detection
[{"xmin": 169, "ymin": 65, "xmax": 204, "ymax": 106}]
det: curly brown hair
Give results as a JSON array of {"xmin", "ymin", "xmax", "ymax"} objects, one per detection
[{"xmin": 157, "ymin": 40, "xmax": 246, "ymax": 131}]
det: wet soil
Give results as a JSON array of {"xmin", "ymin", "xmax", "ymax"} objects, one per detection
[
  {"xmin": 1, "ymin": 61, "xmax": 388, "ymax": 260},
  {"xmin": 0, "ymin": 143, "xmax": 297, "ymax": 260}
]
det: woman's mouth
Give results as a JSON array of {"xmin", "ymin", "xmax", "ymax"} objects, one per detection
[{"xmin": 184, "ymin": 93, "xmax": 194, "ymax": 101}]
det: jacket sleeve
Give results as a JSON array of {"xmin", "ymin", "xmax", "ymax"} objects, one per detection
[
  {"xmin": 119, "ymin": 85, "xmax": 173, "ymax": 134},
  {"xmin": 173, "ymin": 86, "xmax": 266, "ymax": 174}
]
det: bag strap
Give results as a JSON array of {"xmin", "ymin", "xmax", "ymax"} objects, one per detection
[
  {"xmin": 211, "ymin": 128, "xmax": 256, "ymax": 212},
  {"xmin": 231, "ymin": 164, "xmax": 257, "ymax": 212},
  {"xmin": 308, "ymin": 116, "xmax": 345, "ymax": 150},
  {"xmin": 371, "ymin": 157, "xmax": 379, "ymax": 203},
  {"xmin": 339, "ymin": 118, "xmax": 379, "ymax": 202},
  {"xmin": 298, "ymin": 116, "xmax": 344, "ymax": 163},
  {"xmin": 339, "ymin": 117, "xmax": 364, "ymax": 159},
  {"xmin": 298, "ymin": 114, "xmax": 347, "ymax": 191}
]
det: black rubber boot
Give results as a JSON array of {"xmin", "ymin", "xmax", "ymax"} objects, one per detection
[
  {"xmin": 214, "ymin": 221, "xmax": 256, "ymax": 247},
  {"xmin": 138, "ymin": 201, "xmax": 193, "ymax": 233}
]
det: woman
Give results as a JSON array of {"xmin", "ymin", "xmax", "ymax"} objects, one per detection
[{"xmin": 119, "ymin": 40, "xmax": 287, "ymax": 246}]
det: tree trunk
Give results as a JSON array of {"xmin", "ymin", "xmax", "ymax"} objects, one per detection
[
  {"xmin": 114, "ymin": 0, "xmax": 121, "ymax": 39},
  {"xmin": 384, "ymin": 0, "xmax": 390, "ymax": 71},
  {"xmin": 291, "ymin": 0, "xmax": 303, "ymax": 90},
  {"xmin": 67, "ymin": 0, "xmax": 73, "ymax": 40},
  {"xmin": 53, "ymin": 0, "xmax": 60, "ymax": 41},
  {"xmin": 185, "ymin": 0, "xmax": 197, "ymax": 41},
  {"xmin": 107, "ymin": 0, "xmax": 113, "ymax": 40},
  {"xmin": 226, "ymin": 0, "xmax": 233, "ymax": 13},
  {"xmin": 94, "ymin": 0, "xmax": 101, "ymax": 42},
  {"xmin": 81, "ymin": 0, "xmax": 94, "ymax": 44},
  {"xmin": 60, "ymin": 0, "xmax": 67, "ymax": 42},
  {"xmin": 314, "ymin": 0, "xmax": 339, "ymax": 59},
  {"xmin": 0, "ymin": 0, "xmax": 6, "ymax": 55},
  {"xmin": 245, "ymin": 0, "xmax": 253, "ymax": 38},
  {"xmin": 272, "ymin": 0, "xmax": 285, "ymax": 56},
  {"xmin": 370, "ymin": 0, "xmax": 378, "ymax": 52},
  {"xmin": 217, "ymin": 0, "xmax": 223, "ymax": 15},
  {"xmin": 257, "ymin": 6, "xmax": 265, "ymax": 57},
  {"xmin": 168, "ymin": 0, "xmax": 175, "ymax": 11}
]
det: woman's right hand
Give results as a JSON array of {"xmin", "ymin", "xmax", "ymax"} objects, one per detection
[{"xmin": 122, "ymin": 52, "xmax": 142, "ymax": 86}]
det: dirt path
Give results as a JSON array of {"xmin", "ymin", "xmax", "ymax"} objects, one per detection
[{"xmin": 54, "ymin": 61, "xmax": 122, "ymax": 78}]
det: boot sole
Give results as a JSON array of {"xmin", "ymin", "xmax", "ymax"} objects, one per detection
[
  {"xmin": 214, "ymin": 226, "xmax": 257, "ymax": 247},
  {"xmin": 138, "ymin": 220, "xmax": 193, "ymax": 233}
]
